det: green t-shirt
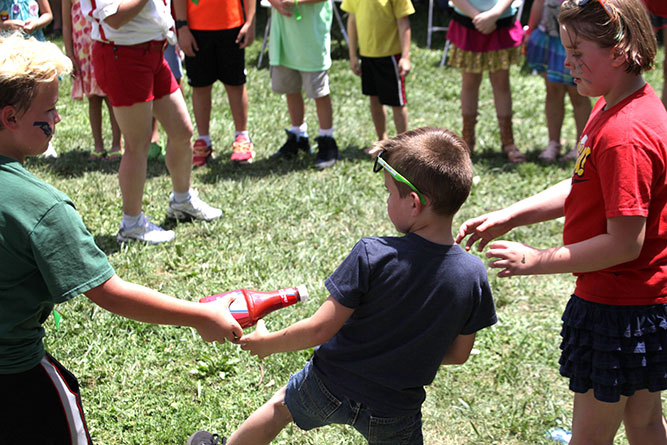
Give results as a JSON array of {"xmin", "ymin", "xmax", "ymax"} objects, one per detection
[
  {"xmin": 0, "ymin": 156, "xmax": 114, "ymax": 374},
  {"xmin": 269, "ymin": 0, "xmax": 332, "ymax": 72}
]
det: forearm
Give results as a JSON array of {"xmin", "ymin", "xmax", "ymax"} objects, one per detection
[
  {"xmin": 397, "ymin": 16, "xmax": 410, "ymax": 60},
  {"xmin": 505, "ymin": 179, "xmax": 570, "ymax": 228},
  {"xmin": 243, "ymin": 0, "xmax": 255, "ymax": 23},
  {"xmin": 256, "ymin": 316, "xmax": 334, "ymax": 355},
  {"xmin": 85, "ymin": 275, "xmax": 209, "ymax": 328},
  {"xmin": 527, "ymin": 0, "xmax": 544, "ymax": 31},
  {"xmin": 347, "ymin": 13, "xmax": 357, "ymax": 59},
  {"xmin": 103, "ymin": 0, "xmax": 150, "ymax": 29},
  {"xmin": 173, "ymin": 0, "xmax": 186, "ymax": 21}
]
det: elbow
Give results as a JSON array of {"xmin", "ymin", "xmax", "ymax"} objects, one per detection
[
  {"xmin": 103, "ymin": 17, "xmax": 124, "ymax": 29},
  {"xmin": 442, "ymin": 351, "xmax": 471, "ymax": 365}
]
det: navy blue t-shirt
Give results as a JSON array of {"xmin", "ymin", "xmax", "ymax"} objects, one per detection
[{"xmin": 313, "ymin": 233, "xmax": 496, "ymax": 416}]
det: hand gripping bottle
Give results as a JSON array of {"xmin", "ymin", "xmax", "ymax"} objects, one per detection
[{"xmin": 199, "ymin": 285, "xmax": 308, "ymax": 328}]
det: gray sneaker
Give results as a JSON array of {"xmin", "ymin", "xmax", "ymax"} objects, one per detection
[
  {"xmin": 117, "ymin": 214, "xmax": 175, "ymax": 245},
  {"xmin": 167, "ymin": 189, "xmax": 222, "ymax": 222},
  {"xmin": 186, "ymin": 431, "xmax": 225, "ymax": 445}
]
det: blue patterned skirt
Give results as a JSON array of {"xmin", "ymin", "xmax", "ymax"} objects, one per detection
[
  {"xmin": 559, "ymin": 295, "xmax": 667, "ymax": 402},
  {"xmin": 525, "ymin": 28, "xmax": 574, "ymax": 86}
]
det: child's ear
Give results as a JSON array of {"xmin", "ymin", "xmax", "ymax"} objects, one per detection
[
  {"xmin": 610, "ymin": 46, "xmax": 627, "ymax": 68},
  {"xmin": 0, "ymin": 106, "xmax": 19, "ymax": 130}
]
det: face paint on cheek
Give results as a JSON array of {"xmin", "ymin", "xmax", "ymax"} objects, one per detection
[{"xmin": 33, "ymin": 121, "xmax": 53, "ymax": 137}]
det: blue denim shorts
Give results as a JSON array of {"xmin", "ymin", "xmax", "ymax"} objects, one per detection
[{"xmin": 284, "ymin": 360, "xmax": 424, "ymax": 445}]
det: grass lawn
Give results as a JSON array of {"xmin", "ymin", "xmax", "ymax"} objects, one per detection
[{"xmin": 28, "ymin": 3, "xmax": 665, "ymax": 444}]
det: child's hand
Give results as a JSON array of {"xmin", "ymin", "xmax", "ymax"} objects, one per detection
[
  {"xmin": 486, "ymin": 241, "xmax": 540, "ymax": 277},
  {"xmin": 177, "ymin": 26, "xmax": 198, "ymax": 57},
  {"xmin": 350, "ymin": 55, "xmax": 361, "ymax": 76},
  {"xmin": 398, "ymin": 57, "xmax": 410, "ymax": 77},
  {"xmin": 472, "ymin": 10, "xmax": 499, "ymax": 34},
  {"xmin": 196, "ymin": 294, "xmax": 243, "ymax": 343},
  {"xmin": 22, "ymin": 18, "xmax": 39, "ymax": 34},
  {"xmin": 1, "ymin": 19, "xmax": 26, "ymax": 31},
  {"xmin": 236, "ymin": 21, "xmax": 255, "ymax": 48},
  {"xmin": 456, "ymin": 209, "xmax": 514, "ymax": 251},
  {"xmin": 239, "ymin": 319, "xmax": 273, "ymax": 359},
  {"xmin": 269, "ymin": 0, "xmax": 293, "ymax": 17}
]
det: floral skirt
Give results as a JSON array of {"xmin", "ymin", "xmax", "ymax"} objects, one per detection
[{"xmin": 559, "ymin": 295, "xmax": 667, "ymax": 403}]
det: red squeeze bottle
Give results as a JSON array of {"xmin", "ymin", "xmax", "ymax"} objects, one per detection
[{"xmin": 199, "ymin": 285, "xmax": 308, "ymax": 328}]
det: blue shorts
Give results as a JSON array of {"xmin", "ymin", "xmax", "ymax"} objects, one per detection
[{"xmin": 285, "ymin": 360, "xmax": 424, "ymax": 444}]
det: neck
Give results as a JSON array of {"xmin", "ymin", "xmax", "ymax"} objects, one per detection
[
  {"xmin": 604, "ymin": 74, "xmax": 645, "ymax": 109},
  {"xmin": 408, "ymin": 214, "xmax": 455, "ymax": 246}
]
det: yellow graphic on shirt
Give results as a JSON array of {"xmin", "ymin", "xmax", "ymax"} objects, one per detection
[
  {"xmin": 573, "ymin": 134, "xmax": 591, "ymax": 178},
  {"xmin": 1, "ymin": 10, "xmax": 9, "ymax": 21}
]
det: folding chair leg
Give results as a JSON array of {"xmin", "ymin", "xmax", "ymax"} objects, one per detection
[{"xmin": 257, "ymin": 15, "xmax": 271, "ymax": 69}]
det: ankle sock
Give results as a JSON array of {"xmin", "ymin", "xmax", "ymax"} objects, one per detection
[
  {"xmin": 319, "ymin": 127, "xmax": 334, "ymax": 138},
  {"xmin": 172, "ymin": 190, "xmax": 191, "ymax": 203},
  {"xmin": 290, "ymin": 123, "xmax": 308, "ymax": 138},
  {"xmin": 122, "ymin": 213, "xmax": 143, "ymax": 228},
  {"xmin": 197, "ymin": 135, "xmax": 212, "ymax": 146}
]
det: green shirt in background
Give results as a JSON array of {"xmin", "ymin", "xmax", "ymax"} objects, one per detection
[
  {"xmin": 0, "ymin": 155, "xmax": 115, "ymax": 374},
  {"xmin": 269, "ymin": 0, "xmax": 333, "ymax": 72}
]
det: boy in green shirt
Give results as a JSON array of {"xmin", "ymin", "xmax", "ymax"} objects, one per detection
[{"xmin": 0, "ymin": 33, "xmax": 242, "ymax": 443}]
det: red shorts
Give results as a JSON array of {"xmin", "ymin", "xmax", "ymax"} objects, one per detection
[{"xmin": 92, "ymin": 40, "xmax": 179, "ymax": 107}]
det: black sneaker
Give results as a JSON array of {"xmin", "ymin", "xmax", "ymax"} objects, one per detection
[
  {"xmin": 314, "ymin": 135, "xmax": 339, "ymax": 169},
  {"xmin": 186, "ymin": 431, "xmax": 225, "ymax": 445},
  {"xmin": 271, "ymin": 129, "xmax": 311, "ymax": 159}
]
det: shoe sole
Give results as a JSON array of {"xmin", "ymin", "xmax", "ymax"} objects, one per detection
[
  {"xmin": 167, "ymin": 208, "xmax": 221, "ymax": 222},
  {"xmin": 314, "ymin": 158, "xmax": 337, "ymax": 169},
  {"xmin": 116, "ymin": 233, "xmax": 174, "ymax": 245}
]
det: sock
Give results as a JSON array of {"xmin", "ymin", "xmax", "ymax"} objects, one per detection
[
  {"xmin": 197, "ymin": 134, "xmax": 212, "ymax": 146},
  {"xmin": 290, "ymin": 122, "xmax": 308, "ymax": 138},
  {"xmin": 172, "ymin": 190, "xmax": 191, "ymax": 203},
  {"xmin": 122, "ymin": 213, "xmax": 143, "ymax": 228},
  {"xmin": 235, "ymin": 130, "xmax": 250, "ymax": 141},
  {"xmin": 319, "ymin": 127, "xmax": 334, "ymax": 138}
]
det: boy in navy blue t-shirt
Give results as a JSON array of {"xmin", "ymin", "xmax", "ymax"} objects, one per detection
[{"xmin": 189, "ymin": 126, "xmax": 497, "ymax": 445}]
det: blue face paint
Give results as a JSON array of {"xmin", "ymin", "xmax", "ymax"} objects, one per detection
[{"xmin": 33, "ymin": 121, "xmax": 53, "ymax": 137}]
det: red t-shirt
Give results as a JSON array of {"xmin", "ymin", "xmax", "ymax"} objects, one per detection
[
  {"xmin": 563, "ymin": 84, "xmax": 667, "ymax": 305},
  {"xmin": 187, "ymin": 0, "xmax": 244, "ymax": 31},
  {"xmin": 643, "ymin": 0, "xmax": 667, "ymax": 17}
]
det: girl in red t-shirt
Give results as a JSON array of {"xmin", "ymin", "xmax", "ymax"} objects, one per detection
[{"xmin": 457, "ymin": 0, "xmax": 667, "ymax": 443}]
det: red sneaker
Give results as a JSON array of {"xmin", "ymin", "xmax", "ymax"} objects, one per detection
[
  {"xmin": 230, "ymin": 135, "xmax": 255, "ymax": 164},
  {"xmin": 192, "ymin": 138, "xmax": 213, "ymax": 167}
]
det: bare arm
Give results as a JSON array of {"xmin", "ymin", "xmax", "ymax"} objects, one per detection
[
  {"xmin": 240, "ymin": 296, "xmax": 354, "ymax": 359},
  {"xmin": 487, "ymin": 215, "xmax": 646, "ymax": 277},
  {"xmin": 103, "ymin": 0, "xmax": 150, "ymax": 29},
  {"xmin": 347, "ymin": 13, "xmax": 360, "ymax": 76},
  {"xmin": 396, "ymin": 15, "xmax": 411, "ymax": 77},
  {"xmin": 236, "ymin": 0, "xmax": 256, "ymax": 48},
  {"xmin": 441, "ymin": 333, "xmax": 476, "ymax": 365},
  {"xmin": 173, "ymin": 0, "xmax": 198, "ymax": 56},
  {"xmin": 85, "ymin": 274, "xmax": 243, "ymax": 343},
  {"xmin": 22, "ymin": 0, "xmax": 53, "ymax": 34},
  {"xmin": 457, "ymin": 178, "xmax": 571, "ymax": 251}
]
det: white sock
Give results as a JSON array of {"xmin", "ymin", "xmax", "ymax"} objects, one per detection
[
  {"xmin": 122, "ymin": 213, "xmax": 143, "ymax": 227},
  {"xmin": 172, "ymin": 190, "xmax": 191, "ymax": 203},
  {"xmin": 319, "ymin": 127, "xmax": 334, "ymax": 137},
  {"xmin": 197, "ymin": 134, "xmax": 212, "ymax": 146},
  {"xmin": 235, "ymin": 130, "xmax": 250, "ymax": 140},
  {"xmin": 290, "ymin": 122, "xmax": 308, "ymax": 138}
]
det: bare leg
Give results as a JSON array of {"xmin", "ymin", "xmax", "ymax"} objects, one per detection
[
  {"xmin": 286, "ymin": 92, "xmax": 306, "ymax": 128},
  {"xmin": 545, "ymin": 78, "xmax": 566, "ymax": 144},
  {"xmin": 314, "ymin": 94, "xmax": 333, "ymax": 130},
  {"xmin": 192, "ymin": 85, "xmax": 213, "ymax": 137},
  {"xmin": 104, "ymin": 97, "xmax": 122, "ymax": 152},
  {"xmin": 460, "ymin": 71, "xmax": 482, "ymax": 150},
  {"xmin": 112, "ymin": 101, "xmax": 153, "ymax": 216},
  {"xmin": 570, "ymin": 390, "xmax": 624, "ymax": 445},
  {"xmin": 227, "ymin": 386, "xmax": 293, "ymax": 445},
  {"xmin": 490, "ymin": 69, "xmax": 524, "ymax": 161},
  {"xmin": 391, "ymin": 105, "xmax": 408, "ymax": 135},
  {"xmin": 369, "ymin": 95, "xmax": 387, "ymax": 140},
  {"xmin": 88, "ymin": 95, "xmax": 105, "ymax": 154},
  {"xmin": 623, "ymin": 389, "xmax": 667, "ymax": 445},
  {"xmin": 153, "ymin": 90, "xmax": 194, "ymax": 194},
  {"xmin": 224, "ymin": 83, "xmax": 249, "ymax": 132}
]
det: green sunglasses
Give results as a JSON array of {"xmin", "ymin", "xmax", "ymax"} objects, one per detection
[{"xmin": 373, "ymin": 150, "xmax": 427, "ymax": 205}]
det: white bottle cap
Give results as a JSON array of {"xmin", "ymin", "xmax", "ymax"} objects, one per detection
[{"xmin": 296, "ymin": 285, "xmax": 308, "ymax": 302}]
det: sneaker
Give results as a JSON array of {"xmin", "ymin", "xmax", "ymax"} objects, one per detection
[
  {"xmin": 313, "ymin": 135, "xmax": 339, "ymax": 169},
  {"xmin": 538, "ymin": 141, "xmax": 561, "ymax": 163},
  {"xmin": 117, "ymin": 214, "xmax": 176, "ymax": 245},
  {"xmin": 230, "ymin": 134, "xmax": 255, "ymax": 164},
  {"xmin": 193, "ymin": 138, "xmax": 213, "ymax": 167},
  {"xmin": 270, "ymin": 129, "xmax": 311, "ymax": 159},
  {"xmin": 167, "ymin": 189, "xmax": 222, "ymax": 222},
  {"xmin": 186, "ymin": 431, "xmax": 225, "ymax": 445}
]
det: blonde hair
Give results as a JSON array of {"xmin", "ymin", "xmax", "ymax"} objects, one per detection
[
  {"xmin": 374, "ymin": 127, "xmax": 473, "ymax": 216},
  {"xmin": 0, "ymin": 32, "xmax": 72, "ymax": 129},
  {"xmin": 559, "ymin": 0, "xmax": 656, "ymax": 75}
]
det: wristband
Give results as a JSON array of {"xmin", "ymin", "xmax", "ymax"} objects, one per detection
[
  {"xmin": 175, "ymin": 20, "xmax": 188, "ymax": 30},
  {"xmin": 294, "ymin": 0, "xmax": 302, "ymax": 21}
]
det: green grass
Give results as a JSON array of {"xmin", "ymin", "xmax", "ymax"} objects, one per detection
[{"xmin": 29, "ymin": 5, "xmax": 665, "ymax": 444}]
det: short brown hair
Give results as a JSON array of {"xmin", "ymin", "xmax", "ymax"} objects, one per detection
[
  {"xmin": 559, "ymin": 0, "xmax": 656, "ymax": 75},
  {"xmin": 374, "ymin": 127, "xmax": 473, "ymax": 216},
  {"xmin": 0, "ymin": 32, "xmax": 72, "ymax": 130}
]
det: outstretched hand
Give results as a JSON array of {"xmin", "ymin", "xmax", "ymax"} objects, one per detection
[
  {"xmin": 456, "ymin": 209, "xmax": 514, "ymax": 252},
  {"xmin": 239, "ymin": 319, "xmax": 273, "ymax": 359},
  {"xmin": 486, "ymin": 241, "xmax": 540, "ymax": 277},
  {"xmin": 196, "ymin": 293, "xmax": 243, "ymax": 343}
]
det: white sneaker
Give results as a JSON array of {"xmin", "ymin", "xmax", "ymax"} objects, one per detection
[
  {"xmin": 117, "ymin": 214, "xmax": 176, "ymax": 244},
  {"xmin": 167, "ymin": 189, "xmax": 222, "ymax": 222}
]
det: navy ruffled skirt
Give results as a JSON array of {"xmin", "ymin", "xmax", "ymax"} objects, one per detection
[{"xmin": 559, "ymin": 295, "xmax": 667, "ymax": 402}]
